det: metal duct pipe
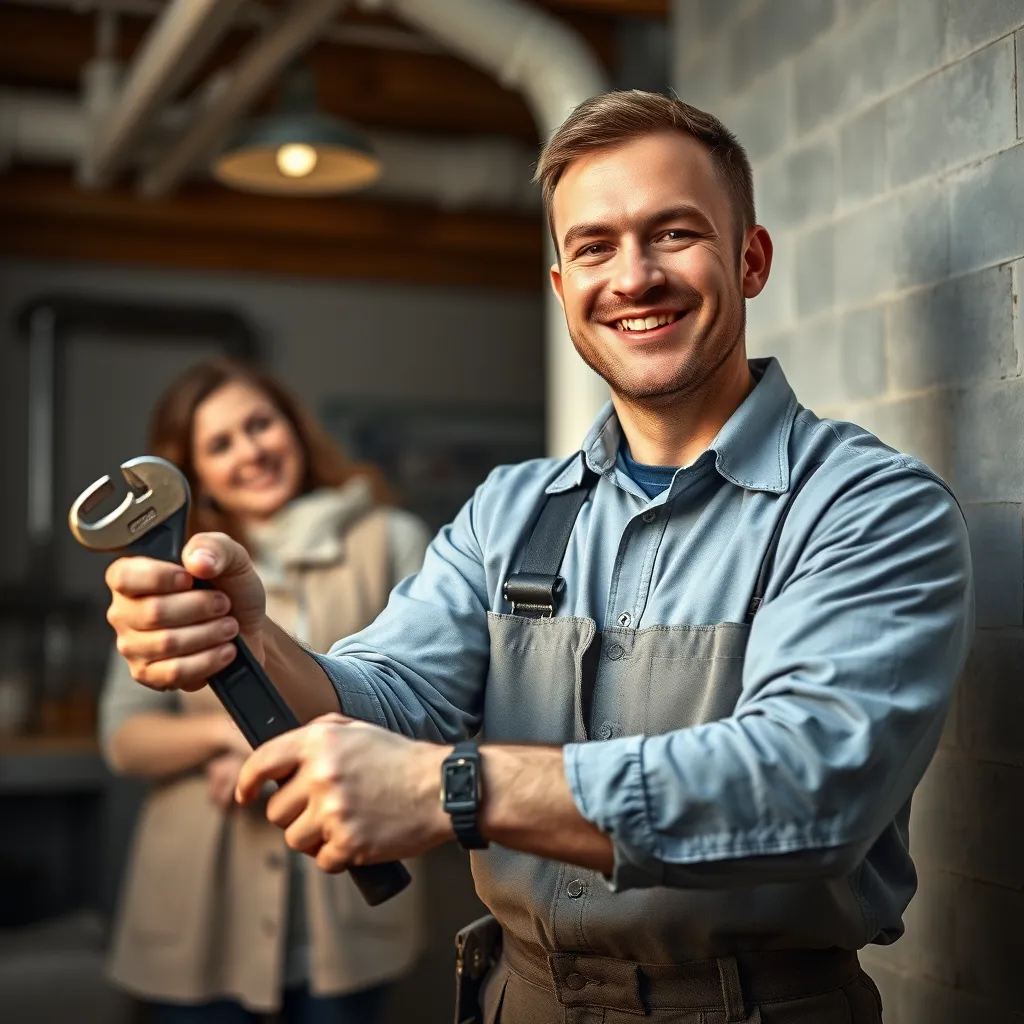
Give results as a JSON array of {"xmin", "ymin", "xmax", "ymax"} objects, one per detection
[
  {"xmin": 0, "ymin": 89, "xmax": 539, "ymax": 212},
  {"xmin": 139, "ymin": 0, "xmax": 348, "ymax": 198},
  {"xmin": 0, "ymin": 90, "xmax": 86, "ymax": 166},
  {"xmin": 82, "ymin": 0, "xmax": 248, "ymax": 187},
  {"xmin": 376, "ymin": 0, "xmax": 611, "ymax": 455},
  {"xmin": 366, "ymin": 132, "xmax": 537, "ymax": 212}
]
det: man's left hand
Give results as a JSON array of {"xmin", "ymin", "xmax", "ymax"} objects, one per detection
[{"xmin": 235, "ymin": 713, "xmax": 453, "ymax": 873}]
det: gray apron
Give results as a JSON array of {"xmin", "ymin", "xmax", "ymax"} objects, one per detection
[{"xmin": 465, "ymin": 466, "xmax": 885, "ymax": 1023}]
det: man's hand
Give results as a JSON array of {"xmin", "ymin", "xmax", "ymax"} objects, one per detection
[
  {"xmin": 237, "ymin": 715, "xmax": 616, "ymax": 877},
  {"xmin": 206, "ymin": 752, "xmax": 246, "ymax": 811},
  {"xmin": 235, "ymin": 713, "xmax": 453, "ymax": 873},
  {"xmin": 105, "ymin": 532, "xmax": 268, "ymax": 692}
]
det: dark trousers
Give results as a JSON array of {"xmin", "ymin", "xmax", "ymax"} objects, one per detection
[
  {"xmin": 485, "ymin": 944, "xmax": 885, "ymax": 1024},
  {"xmin": 149, "ymin": 984, "xmax": 388, "ymax": 1024}
]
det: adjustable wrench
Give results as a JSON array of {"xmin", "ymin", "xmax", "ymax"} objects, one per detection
[{"xmin": 69, "ymin": 455, "xmax": 411, "ymax": 907}]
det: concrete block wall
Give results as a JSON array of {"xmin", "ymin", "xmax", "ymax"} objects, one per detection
[{"xmin": 673, "ymin": 0, "xmax": 1024, "ymax": 1017}]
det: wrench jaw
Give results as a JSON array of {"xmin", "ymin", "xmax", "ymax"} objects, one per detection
[{"xmin": 68, "ymin": 456, "xmax": 190, "ymax": 553}]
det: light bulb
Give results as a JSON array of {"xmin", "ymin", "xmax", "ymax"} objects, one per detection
[{"xmin": 276, "ymin": 143, "xmax": 318, "ymax": 178}]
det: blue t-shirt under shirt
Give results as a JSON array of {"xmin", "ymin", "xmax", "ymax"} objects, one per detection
[{"xmin": 618, "ymin": 440, "xmax": 678, "ymax": 498}]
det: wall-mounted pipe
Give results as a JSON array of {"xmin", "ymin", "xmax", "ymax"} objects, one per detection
[
  {"xmin": 375, "ymin": 0, "xmax": 611, "ymax": 456},
  {"xmin": 138, "ymin": 0, "xmax": 348, "ymax": 198},
  {"xmin": 82, "ymin": 0, "xmax": 248, "ymax": 187}
]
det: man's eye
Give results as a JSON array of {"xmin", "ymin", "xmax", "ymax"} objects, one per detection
[
  {"xmin": 579, "ymin": 243, "xmax": 610, "ymax": 258},
  {"xmin": 659, "ymin": 229, "xmax": 696, "ymax": 243}
]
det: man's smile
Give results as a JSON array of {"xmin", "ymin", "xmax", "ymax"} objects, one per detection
[{"xmin": 597, "ymin": 307, "xmax": 690, "ymax": 344}]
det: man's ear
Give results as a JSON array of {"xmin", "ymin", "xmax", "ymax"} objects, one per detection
[
  {"xmin": 549, "ymin": 262, "xmax": 566, "ymax": 311},
  {"xmin": 741, "ymin": 225, "xmax": 773, "ymax": 299}
]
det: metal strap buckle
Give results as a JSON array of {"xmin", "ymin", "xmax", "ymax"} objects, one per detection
[{"xmin": 502, "ymin": 573, "xmax": 566, "ymax": 619}]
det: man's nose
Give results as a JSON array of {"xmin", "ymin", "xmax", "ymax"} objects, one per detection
[{"xmin": 609, "ymin": 243, "xmax": 666, "ymax": 297}]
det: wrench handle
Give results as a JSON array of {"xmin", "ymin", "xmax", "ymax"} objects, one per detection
[{"xmin": 125, "ymin": 520, "xmax": 412, "ymax": 907}]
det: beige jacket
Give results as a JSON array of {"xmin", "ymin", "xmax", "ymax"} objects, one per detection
[{"xmin": 100, "ymin": 482, "xmax": 430, "ymax": 1012}]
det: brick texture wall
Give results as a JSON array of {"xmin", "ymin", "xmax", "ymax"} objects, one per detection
[{"xmin": 672, "ymin": 0, "xmax": 1024, "ymax": 1017}]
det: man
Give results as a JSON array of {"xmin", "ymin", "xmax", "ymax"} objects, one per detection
[{"xmin": 106, "ymin": 92, "xmax": 973, "ymax": 1023}]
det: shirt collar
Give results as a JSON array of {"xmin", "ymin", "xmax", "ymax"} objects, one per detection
[{"xmin": 547, "ymin": 357, "xmax": 799, "ymax": 496}]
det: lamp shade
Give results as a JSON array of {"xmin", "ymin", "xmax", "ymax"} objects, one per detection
[{"xmin": 212, "ymin": 66, "xmax": 382, "ymax": 196}]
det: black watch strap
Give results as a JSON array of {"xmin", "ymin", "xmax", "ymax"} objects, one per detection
[
  {"xmin": 444, "ymin": 740, "xmax": 488, "ymax": 850},
  {"xmin": 450, "ymin": 810, "xmax": 487, "ymax": 850}
]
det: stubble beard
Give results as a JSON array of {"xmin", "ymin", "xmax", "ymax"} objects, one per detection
[{"xmin": 568, "ymin": 296, "xmax": 747, "ymax": 409}]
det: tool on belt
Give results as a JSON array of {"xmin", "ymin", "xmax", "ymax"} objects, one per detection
[
  {"xmin": 69, "ymin": 455, "xmax": 411, "ymax": 907},
  {"xmin": 454, "ymin": 914, "xmax": 503, "ymax": 1024}
]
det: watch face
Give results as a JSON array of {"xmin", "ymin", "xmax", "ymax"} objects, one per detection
[{"xmin": 443, "ymin": 760, "xmax": 478, "ymax": 812}]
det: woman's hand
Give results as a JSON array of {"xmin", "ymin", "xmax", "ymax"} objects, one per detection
[
  {"xmin": 105, "ymin": 532, "xmax": 268, "ymax": 692},
  {"xmin": 206, "ymin": 752, "xmax": 247, "ymax": 811}
]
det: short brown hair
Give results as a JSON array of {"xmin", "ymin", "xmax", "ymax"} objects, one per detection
[
  {"xmin": 534, "ymin": 90, "xmax": 755, "ymax": 252},
  {"xmin": 149, "ymin": 357, "xmax": 392, "ymax": 546}
]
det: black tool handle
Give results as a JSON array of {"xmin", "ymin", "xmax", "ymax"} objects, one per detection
[{"xmin": 126, "ymin": 516, "xmax": 412, "ymax": 907}]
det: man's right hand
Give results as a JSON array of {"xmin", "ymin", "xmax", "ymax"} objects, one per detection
[{"xmin": 105, "ymin": 532, "xmax": 268, "ymax": 693}]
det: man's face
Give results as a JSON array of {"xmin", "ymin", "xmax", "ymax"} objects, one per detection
[{"xmin": 550, "ymin": 131, "xmax": 763, "ymax": 405}]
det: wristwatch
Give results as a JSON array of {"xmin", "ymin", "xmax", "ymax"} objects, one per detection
[{"xmin": 441, "ymin": 740, "xmax": 488, "ymax": 850}]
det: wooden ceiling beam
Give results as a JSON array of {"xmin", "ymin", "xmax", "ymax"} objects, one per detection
[
  {"xmin": 537, "ymin": 0, "xmax": 668, "ymax": 16},
  {"xmin": 0, "ymin": 166, "xmax": 543, "ymax": 290},
  {"xmin": 0, "ymin": 3, "xmax": 625, "ymax": 143}
]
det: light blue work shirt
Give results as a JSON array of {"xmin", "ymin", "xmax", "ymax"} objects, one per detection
[{"xmin": 314, "ymin": 358, "xmax": 973, "ymax": 919}]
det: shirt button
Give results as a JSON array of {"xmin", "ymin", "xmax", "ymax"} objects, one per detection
[
  {"xmin": 617, "ymin": 612, "xmax": 632, "ymax": 628},
  {"xmin": 597, "ymin": 722, "xmax": 614, "ymax": 740},
  {"xmin": 566, "ymin": 878, "xmax": 586, "ymax": 899},
  {"xmin": 606, "ymin": 643, "xmax": 625, "ymax": 660},
  {"xmin": 642, "ymin": 509, "xmax": 657, "ymax": 523},
  {"xmin": 565, "ymin": 972, "xmax": 587, "ymax": 990},
  {"xmin": 261, "ymin": 918, "xmax": 276, "ymax": 937},
  {"xmin": 265, "ymin": 852, "xmax": 285, "ymax": 870}
]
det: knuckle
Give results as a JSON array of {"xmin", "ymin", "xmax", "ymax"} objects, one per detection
[
  {"xmin": 138, "ymin": 598, "xmax": 164, "ymax": 630},
  {"xmin": 104, "ymin": 561, "xmax": 122, "ymax": 590},
  {"xmin": 154, "ymin": 631, "xmax": 180, "ymax": 658}
]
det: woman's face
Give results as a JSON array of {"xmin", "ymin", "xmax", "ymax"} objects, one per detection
[{"xmin": 191, "ymin": 380, "xmax": 306, "ymax": 522}]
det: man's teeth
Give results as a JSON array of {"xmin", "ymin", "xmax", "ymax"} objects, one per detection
[{"xmin": 616, "ymin": 312, "xmax": 680, "ymax": 332}]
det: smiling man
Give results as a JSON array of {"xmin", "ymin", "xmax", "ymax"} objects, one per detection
[{"xmin": 104, "ymin": 92, "xmax": 973, "ymax": 1024}]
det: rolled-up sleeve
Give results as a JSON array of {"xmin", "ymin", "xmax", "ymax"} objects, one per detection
[
  {"xmin": 311, "ymin": 484, "xmax": 493, "ymax": 743},
  {"xmin": 565, "ymin": 457, "xmax": 974, "ymax": 891}
]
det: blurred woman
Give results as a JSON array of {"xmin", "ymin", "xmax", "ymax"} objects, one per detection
[{"xmin": 100, "ymin": 358, "xmax": 428, "ymax": 1024}]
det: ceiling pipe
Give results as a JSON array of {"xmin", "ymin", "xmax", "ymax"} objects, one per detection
[
  {"xmin": 372, "ymin": 0, "xmax": 611, "ymax": 456},
  {"xmin": 138, "ymin": 0, "xmax": 348, "ymax": 198},
  {"xmin": 4, "ymin": 0, "xmax": 443, "ymax": 55},
  {"xmin": 365, "ymin": 132, "xmax": 537, "ymax": 211},
  {"xmin": 368, "ymin": 0, "xmax": 606, "ymax": 136},
  {"xmin": 82, "ymin": 0, "xmax": 248, "ymax": 187},
  {"xmin": 0, "ymin": 90, "xmax": 88, "ymax": 167},
  {"xmin": 0, "ymin": 89, "xmax": 539, "ymax": 212}
]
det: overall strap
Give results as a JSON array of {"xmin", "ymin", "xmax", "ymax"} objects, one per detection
[
  {"xmin": 502, "ymin": 470, "xmax": 598, "ymax": 618},
  {"xmin": 746, "ymin": 461, "xmax": 823, "ymax": 623}
]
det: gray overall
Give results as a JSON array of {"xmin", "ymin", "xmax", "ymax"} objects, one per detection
[{"xmin": 464, "ymin": 468, "xmax": 885, "ymax": 1024}]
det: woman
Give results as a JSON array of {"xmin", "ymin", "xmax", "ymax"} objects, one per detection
[{"xmin": 100, "ymin": 358, "xmax": 429, "ymax": 1024}]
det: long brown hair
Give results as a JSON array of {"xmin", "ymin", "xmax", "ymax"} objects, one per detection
[{"xmin": 148, "ymin": 357, "xmax": 392, "ymax": 544}]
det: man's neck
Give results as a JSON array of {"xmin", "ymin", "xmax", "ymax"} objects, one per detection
[{"xmin": 613, "ymin": 351, "xmax": 755, "ymax": 467}]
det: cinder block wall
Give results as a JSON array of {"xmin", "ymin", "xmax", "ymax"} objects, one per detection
[{"xmin": 672, "ymin": 0, "xmax": 1023, "ymax": 1017}]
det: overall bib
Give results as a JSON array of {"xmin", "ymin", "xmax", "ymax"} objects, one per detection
[{"xmin": 466, "ymin": 468, "xmax": 885, "ymax": 1024}]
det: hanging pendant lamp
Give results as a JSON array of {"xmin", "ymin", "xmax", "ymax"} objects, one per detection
[{"xmin": 212, "ymin": 64, "xmax": 381, "ymax": 196}]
